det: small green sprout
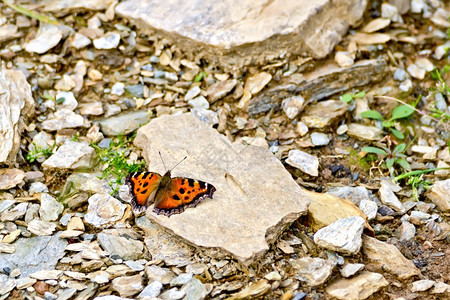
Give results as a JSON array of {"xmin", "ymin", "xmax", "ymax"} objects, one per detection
[{"xmin": 340, "ymin": 91, "xmax": 366, "ymax": 104}]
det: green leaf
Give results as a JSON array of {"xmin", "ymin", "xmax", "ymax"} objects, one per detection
[
  {"xmin": 194, "ymin": 71, "xmax": 207, "ymax": 82},
  {"xmin": 341, "ymin": 94, "xmax": 353, "ymax": 103},
  {"xmin": 354, "ymin": 91, "xmax": 366, "ymax": 98},
  {"xmin": 396, "ymin": 158, "xmax": 411, "ymax": 171},
  {"xmin": 386, "ymin": 158, "xmax": 395, "ymax": 169},
  {"xmin": 393, "ymin": 143, "xmax": 406, "ymax": 154},
  {"xmin": 361, "ymin": 146, "xmax": 387, "ymax": 156},
  {"xmin": 391, "ymin": 105, "xmax": 414, "ymax": 120},
  {"xmin": 56, "ymin": 97, "xmax": 65, "ymax": 104},
  {"xmin": 360, "ymin": 110, "xmax": 383, "ymax": 120},
  {"xmin": 390, "ymin": 128, "xmax": 404, "ymax": 139}
]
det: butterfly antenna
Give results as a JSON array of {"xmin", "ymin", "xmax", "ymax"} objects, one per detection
[
  {"xmin": 170, "ymin": 156, "xmax": 187, "ymax": 171},
  {"xmin": 158, "ymin": 151, "xmax": 167, "ymax": 171}
]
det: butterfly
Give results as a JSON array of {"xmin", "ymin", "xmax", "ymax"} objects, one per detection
[{"xmin": 125, "ymin": 156, "xmax": 216, "ymax": 217}]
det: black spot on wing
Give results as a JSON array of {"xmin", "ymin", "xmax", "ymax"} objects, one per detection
[
  {"xmin": 188, "ymin": 179, "xmax": 195, "ymax": 187},
  {"xmin": 143, "ymin": 182, "xmax": 148, "ymax": 188},
  {"xmin": 173, "ymin": 194, "xmax": 180, "ymax": 201},
  {"xmin": 199, "ymin": 181, "xmax": 206, "ymax": 189},
  {"xmin": 142, "ymin": 173, "xmax": 149, "ymax": 180},
  {"xmin": 140, "ymin": 189, "xmax": 147, "ymax": 195},
  {"xmin": 179, "ymin": 188, "xmax": 185, "ymax": 194}
]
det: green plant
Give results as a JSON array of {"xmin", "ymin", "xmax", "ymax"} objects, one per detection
[
  {"xmin": 362, "ymin": 142, "xmax": 411, "ymax": 176},
  {"xmin": 360, "ymin": 104, "xmax": 415, "ymax": 139},
  {"xmin": 340, "ymin": 91, "xmax": 366, "ymax": 104},
  {"xmin": 406, "ymin": 174, "xmax": 433, "ymax": 200},
  {"xmin": 91, "ymin": 134, "xmax": 145, "ymax": 194},
  {"xmin": 70, "ymin": 134, "xmax": 80, "ymax": 142},
  {"xmin": 2, "ymin": 0, "xmax": 59, "ymax": 25},
  {"xmin": 43, "ymin": 93, "xmax": 65, "ymax": 104},
  {"xmin": 26, "ymin": 143, "xmax": 53, "ymax": 163},
  {"xmin": 194, "ymin": 71, "xmax": 208, "ymax": 82}
]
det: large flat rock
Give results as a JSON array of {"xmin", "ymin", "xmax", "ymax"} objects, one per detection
[
  {"xmin": 116, "ymin": 0, "xmax": 367, "ymax": 69},
  {"xmin": 0, "ymin": 69, "xmax": 34, "ymax": 164},
  {"xmin": 134, "ymin": 113, "xmax": 309, "ymax": 265}
]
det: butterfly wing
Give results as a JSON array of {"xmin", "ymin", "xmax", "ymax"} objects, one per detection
[
  {"xmin": 153, "ymin": 177, "xmax": 216, "ymax": 216},
  {"xmin": 126, "ymin": 172, "xmax": 162, "ymax": 211}
]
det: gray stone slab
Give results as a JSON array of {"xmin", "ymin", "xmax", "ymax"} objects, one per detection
[
  {"xmin": 134, "ymin": 113, "xmax": 309, "ymax": 265},
  {"xmin": 116, "ymin": 0, "xmax": 367, "ymax": 70}
]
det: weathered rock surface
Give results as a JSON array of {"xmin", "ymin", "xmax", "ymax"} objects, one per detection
[
  {"xmin": 97, "ymin": 111, "xmax": 149, "ymax": 136},
  {"xmin": 248, "ymin": 59, "xmax": 387, "ymax": 115},
  {"xmin": 325, "ymin": 271, "xmax": 388, "ymax": 300},
  {"xmin": 291, "ymin": 257, "xmax": 335, "ymax": 286},
  {"xmin": 304, "ymin": 190, "xmax": 373, "ymax": 234},
  {"xmin": 0, "ymin": 69, "xmax": 34, "ymax": 164},
  {"xmin": 84, "ymin": 193, "xmax": 127, "ymax": 228},
  {"xmin": 0, "ymin": 235, "xmax": 67, "ymax": 277},
  {"xmin": 39, "ymin": 193, "xmax": 64, "ymax": 221},
  {"xmin": 111, "ymin": 274, "xmax": 143, "ymax": 297},
  {"xmin": 97, "ymin": 232, "xmax": 144, "ymax": 261},
  {"xmin": 427, "ymin": 179, "xmax": 450, "ymax": 212},
  {"xmin": 134, "ymin": 113, "xmax": 309, "ymax": 265},
  {"xmin": 116, "ymin": 0, "xmax": 367, "ymax": 70},
  {"xmin": 285, "ymin": 149, "xmax": 319, "ymax": 176},
  {"xmin": 137, "ymin": 217, "xmax": 195, "ymax": 267},
  {"xmin": 362, "ymin": 235, "xmax": 420, "ymax": 279},
  {"xmin": 0, "ymin": 169, "xmax": 25, "ymax": 190},
  {"xmin": 313, "ymin": 216, "xmax": 365, "ymax": 255},
  {"xmin": 42, "ymin": 141, "xmax": 94, "ymax": 169}
]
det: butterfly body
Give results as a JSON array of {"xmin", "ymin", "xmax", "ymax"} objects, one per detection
[{"xmin": 126, "ymin": 170, "xmax": 216, "ymax": 217}]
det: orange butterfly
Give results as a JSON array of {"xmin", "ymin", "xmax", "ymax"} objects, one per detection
[{"xmin": 126, "ymin": 155, "xmax": 216, "ymax": 217}]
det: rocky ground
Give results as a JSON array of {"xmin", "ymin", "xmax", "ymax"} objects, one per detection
[{"xmin": 0, "ymin": 0, "xmax": 449, "ymax": 299}]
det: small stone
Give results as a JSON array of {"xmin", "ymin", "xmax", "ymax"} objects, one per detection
[
  {"xmin": 79, "ymin": 102, "xmax": 104, "ymax": 116},
  {"xmin": 399, "ymin": 79, "xmax": 412, "ymax": 92},
  {"xmin": 336, "ymin": 124, "xmax": 348, "ymax": 135},
  {"xmin": 25, "ymin": 24, "xmax": 64, "ymax": 54},
  {"xmin": 39, "ymin": 193, "xmax": 64, "ymax": 221},
  {"xmin": 93, "ymin": 32, "xmax": 121, "ymax": 49},
  {"xmin": 264, "ymin": 271, "xmax": 281, "ymax": 281},
  {"xmin": 335, "ymin": 51, "xmax": 354, "ymax": 67},
  {"xmin": 427, "ymin": 179, "xmax": 450, "ymax": 212},
  {"xmin": 207, "ymin": 79, "xmax": 237, "ymax": 103},
  {"xmin": 0, "ymin": 274, "xmax": 16, "ymax": 295},
  {"xmin": 42, "ymin": 141, "xmax": 94, "ymax": 169},
  {"xmin": 159, "ymin": 287, "xmax": 186, "ymax": 300},
  {"xmin": 244, "ymin": 72, "xmax": 272, "ymax": 94},
  {"xmin": 145, "ymin": 265, "xmax": 176, "ymax": 284},
  {"xmin": 180, "ymin": 277, "xmax": 210, "ymax": 300},
  {"xmin": 70, "ymin": 32, "xmax": 91, "ymax": 49},
  {"xmin": 98, "ymin": 111, "xmax": 149, "ymax": 136},
  {"xmin": 185, "ymin": 86, "xmax": 201, "ymax": 100},
  {"xmin": 2, "ymin": 229, "xmax": 21, "ymax": 244},
  {"xmin": 228, "ymin": 280, "xmax": 270, "ymax": 299},
  {"xmin": 27, "ymin": 219, "xmax": 56, "ymax": 236},
  {"xmin": 0, "ymin": 243, "xmax": 15, "ymax": 253},
  {"xmin": 286, "ymin": 149, "xmax": 319, "ymax": 176},
  {"xmin": 295, "ymin": 122, "xmax": 309, "ymax": 136},
  {"xmin": 359, "ymin": 200, "xmax": 378, "ymax": 220},
  {"xmin": 340, "ymin": 263, "xmax": 365, "ymax": 278},
  {"xmin": 29, "ymin": 182, "xmax": 49, "ymax": 195},
  {"xmin": 16, "ymin": 277, "xmax": 36, "ymax": 289},
  {"xmin": 41, "ymin": 109, "xmax": 86, "ymax": 131},
  {"xmin": 362, "ymin": 18, "xmax": 391, "ymax": 33},
  {"xmin": 188, "ymin": 96, "xmax": 209, "ymax": 109},
  {"xmin": 84, "ymin": 194, "xmax": 127, "ymax": 228},
  {"xmin": 185, "ymin": 263, "xmax": 207, "ymax": 275},
  {"xmin": 310, "ymin": 132, "xmax": 331, "ymax": 146},
  {"xmin": 313, "ymin": 216, "xmax": 365, "ymax": 255},
  {"xmin": 347, "ymin": 124, "xmax": 383, "ymax": 140},
  {"xmin": 111, "ymin": 274, "xmax": 143, "ymax": 298},
  {"xmin": 67, "ymin": 216, "xmax": 85, "ymax": 231},
  {"xmin": 407, "ymin": 64, "xmax": 426, "ymax": 79},
  {"xmin": 170, "ymin": 273, "xmax": 193, "ymax": 286},
  {"xmin": 393, "ymin": 68, "xmax": 407, "ymax": 81},
  {"xmin": 378, "ymin": 180, "xmax": 405, "ymax": 212},
  {"xmin": 97, "ymin": 232, "xmax": 144, "ymax": 260},
  {"xmin": 191, "ymin": 108, "xmax": 219, "ymax": 126},
  {"xmin": 0, "ymin": 169, "xmax": 25, "ymax": 190},
  {"xmin": 362, "ymin": 236, "xmax": 420, "ymax": 279},
  {"xmin": 291, "ymin": 257, "xmax": 335, "ymax": 286},
  {"xmin": 396, "ymin": 221, "xmax": 416, "ymax": 242},
  {"xmin": 432, "ymin": 282, "xmax": 450, "ymax": 294},
  {"xmin": 111, "ymin": 82, "xmax": 125, "ymax": 96},
  {"xmin": 29, "ymin": 270, "xmax": 62, "ymax": 280},
  {"xmin": 325, "ymin": 271, "xmax": 388, "ymax": 300},
  {"xmin": 411, "ymin": 279, "xmax": 435, "ymax": 292},
  {"xmin": 56, "ymin": 91, "xmax": 77, "ymax": 110},
  {"xmin": 281, "ymin": 96, "xmax": 305, "ymax": 119},
  {"xmin": 138, "ymin": 281, "xmax": 163, "ymax": 298}
]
